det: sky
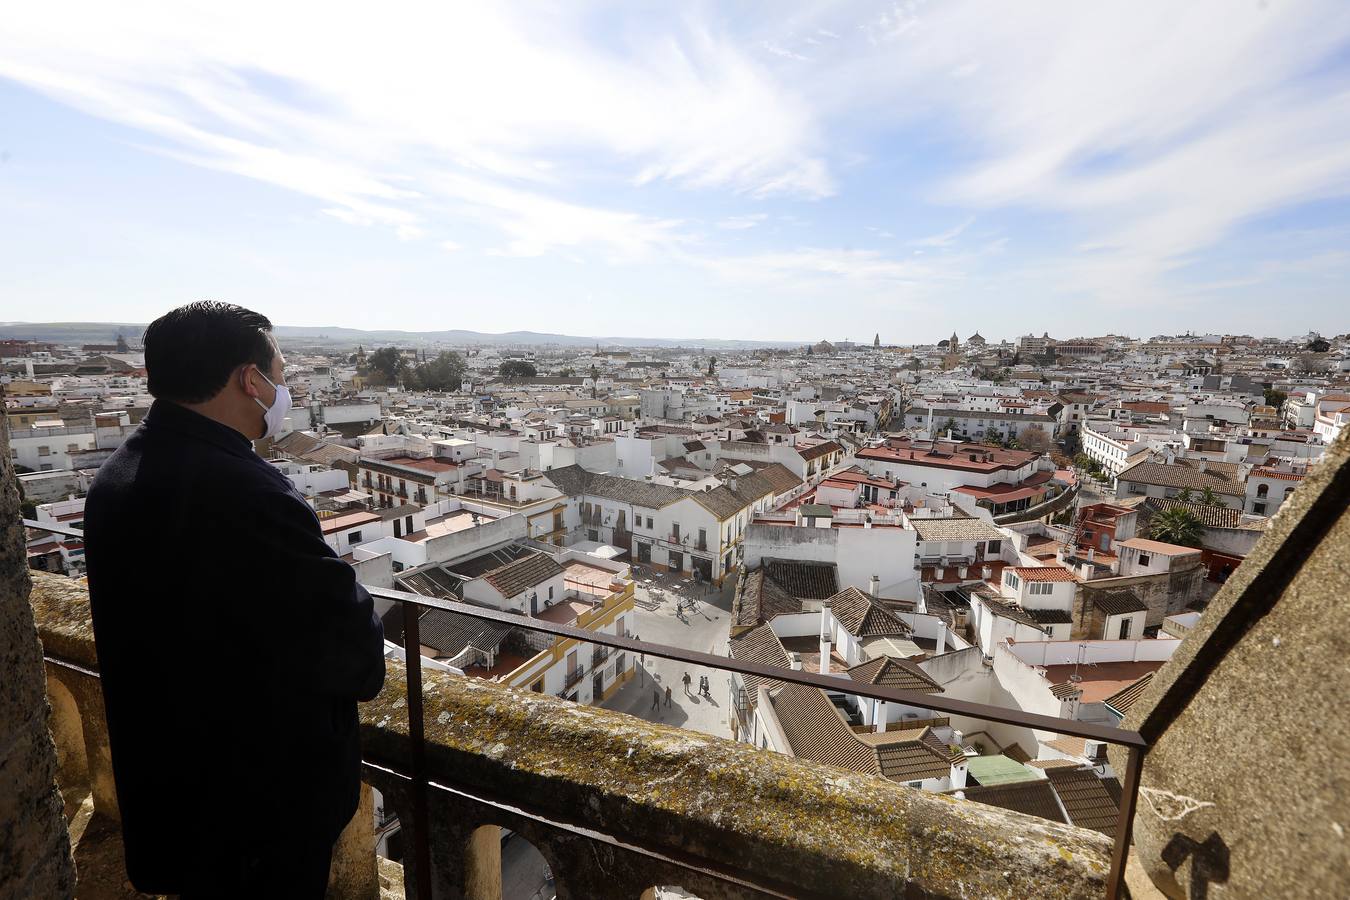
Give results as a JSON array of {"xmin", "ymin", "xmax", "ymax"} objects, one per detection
[{"xmin": 2, "ymin": 1, "xmax": 1350, "ymax": 344}]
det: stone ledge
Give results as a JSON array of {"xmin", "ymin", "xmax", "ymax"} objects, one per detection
[
  {"xmin": 29, "ymin": 571, "xmax": 99, "ymax": 669},
  {"xmin": 28, "ymin": 570, "xmax": 1115, "ymax": 899},
  {"xmin": 360, "ymin": 659, "xmax": 1112, "ymax": 899}
]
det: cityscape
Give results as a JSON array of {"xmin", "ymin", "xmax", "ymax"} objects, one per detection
[
  {"xmin": 5, "ymin": 324, "xmax": 1348, "ymax": 898},
  {"xmin": 3, "ymin": 2, "xmax": 1349, "ymax": 899}
]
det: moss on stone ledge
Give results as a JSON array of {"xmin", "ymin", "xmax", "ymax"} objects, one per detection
[
  {"xmin": 27, "ymin": 572, "xmax": 1112, "ymax": 898},
  {"xmin": 29, "ymin": 571, "xmax": 99, "ymax": 669},
  {"xmin": 362, "ymin": 660, "xmax": 1111, "ymax": 899}
]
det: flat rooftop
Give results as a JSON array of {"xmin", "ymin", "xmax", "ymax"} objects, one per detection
[{"xmin": 1041, "ymin": 661, "xmax": 1168, "ymax": 703}]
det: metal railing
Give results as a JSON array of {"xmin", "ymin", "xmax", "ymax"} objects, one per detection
[{"xmin": 23, "ymin": 518, "xmax": 1146, "ymax": 899}]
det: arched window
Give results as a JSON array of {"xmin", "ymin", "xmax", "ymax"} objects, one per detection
[
  {"xmin": 1256, "ymin": 483, "xmax": 1269, "ymax": 498},
  {"xmin": 1284, "ymin": 486, "xmax": 1295, "ymax": 500}
]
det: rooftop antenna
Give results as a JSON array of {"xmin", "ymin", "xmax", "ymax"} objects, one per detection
[{"xmin": 1070, "ymin": 642, "xmax": 1089, "ymax": 683}]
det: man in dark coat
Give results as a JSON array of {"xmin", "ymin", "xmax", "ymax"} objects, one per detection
[{"xmin": 83, "ymin": 302, "xmax": 386, "ymax": 898}]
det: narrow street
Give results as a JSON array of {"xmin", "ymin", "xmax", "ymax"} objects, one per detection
[{"xmin": 600, "ymin": 567, "xmax": 735, "ymax": 739}]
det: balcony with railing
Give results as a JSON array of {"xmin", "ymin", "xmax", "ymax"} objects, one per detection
[{"xmin": 23, "ymin": 521, "xmax": 1132, "ymax": 900}]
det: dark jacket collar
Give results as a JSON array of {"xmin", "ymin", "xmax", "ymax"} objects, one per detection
[{"xmin": 142, "ymin": 399, "xmax": 257, "ymax": 458}]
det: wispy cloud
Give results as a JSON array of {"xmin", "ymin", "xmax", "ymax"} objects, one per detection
[
  {"xmin": 0, "ymin": 2, "xmax": 832, "ymax": 264},
  {"xmin": 914, "ymin": 216, "xmax": 974, "ymax": 247},
  {"xmin": 718, "ymin": 213, "xmax": 769, "ymax": 230}
]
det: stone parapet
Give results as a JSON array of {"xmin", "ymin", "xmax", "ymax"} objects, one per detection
[{"xmin": 30, "ymin": 571, "xmax": 1114, "ymax": 899}]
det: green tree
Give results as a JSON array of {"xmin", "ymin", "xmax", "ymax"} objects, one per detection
[
  {"xmin": 498, "ymin": 360, "xmax": 538, "ymax": 378},
  {"xmin": 707, "ymin": 355, "xmax": 717, "ymax": 376},
  {"xmin": 1177, "ymin": 488, "xmax": 1194, "ymax": 503},
  {"xmin": 1199, "ymin": 486, "xmax": 1224, "ymax": 507},
  {"xmin": 943, "ymin": 417, "xmax": 959, "ymax": 437},
  {"xmin": 1073, "ymin": 453, "xmax": 1093, "ymax": 470},
  {"xmin": 1150, "ymin": 507, "xmax": 1204, "ymax": 548},
  {"xmin": 984, "ymin": 426, "xmax": 1004, "ymax": 446},
  {"xmin": 368, "ymin": 347, "xmax": 402, "ymax": 384},
  {"xmin": 414, "ymin": 351, "xmax": 466, "ymax": 391},
  {"xmin": 1263, "ymin": 388, "xmax": 1287, "ymax": 410}
]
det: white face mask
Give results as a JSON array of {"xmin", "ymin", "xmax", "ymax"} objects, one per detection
[{"xmin": 252, "ymin": 368, "xmax": 291, "ymax": 440}]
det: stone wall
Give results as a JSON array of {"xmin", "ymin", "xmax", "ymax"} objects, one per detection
[
  {"xmin": 1115, "ymin": 430, "xmax": 1350, "ymax": 898},
  {"xmin": 1, "ymin": 417, "xmax": 76, "ymax": 897}
]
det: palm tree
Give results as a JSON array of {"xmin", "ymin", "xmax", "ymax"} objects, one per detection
[
  {"xmin": 1150, "ymin": 507, "xmax": 1204, "ymax": 548},
  {"xmin": 1199, "ymin": 486, "xmax": 1224, "ymax": 507},
  {"xmin": 1177, "ymin": 488, "xmax": 1194, "ymax": 503}
]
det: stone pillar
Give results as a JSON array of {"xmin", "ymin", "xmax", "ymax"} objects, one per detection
[
  {"xmin": 0, "ymin": 415, "xmax": 76, "ymax": 896},
  {"xmin": 326, "ymin": 781, "xmax": 378, "ymax": 899}
]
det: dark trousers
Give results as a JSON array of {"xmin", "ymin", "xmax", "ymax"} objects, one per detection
[{"xmin": 179, "ymin": 833, "xmax": 334, "ymax": 899}]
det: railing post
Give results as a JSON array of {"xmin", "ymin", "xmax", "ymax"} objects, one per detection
[
  {"xmin": 1105, "ymin": 744, "xmax": 1146, "ymax": 900},
  {"xmin": 402, "ymin": 600, "xmax": 434, "ymax": 900}
]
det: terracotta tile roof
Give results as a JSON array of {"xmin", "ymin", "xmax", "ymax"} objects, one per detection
[
  {"xmin": 959, "ymin": 781, "xmax": 1068, "ymax": 824},
  {"xmin": 828, "ymin": 587, "xmax": 913, "ymax": 639},
  {"xmin": 545, "ymin": 464, "xmax": 687, "ymax": 509},
  {"xmin": 857, "ymin": 727, "xmax": 954, "ymax": 782},
  {"xmin": 764, "ymin": 559, "xmax": 839, "ymax": 601},
  {"xmin": 908, "ymin": 516, "xmax": 1006, "ymax": 543},
  {"xmin": 1116, "ymin": 461, "xmax": 1243, "ymax": 496},
  {"xmin": 1103, "ymin": 671, "xmax": 1155, "ymax": 717},
  {"xmin": 976, "ymin": 595, "xmax": 1047, "ymax": 632},
  {"xmin": 771, "ymin": 685, "xmax": 952, "ymax": 783},
  {"xmin": 1141, "ymin": 497, "xmax": 1248, "ymax": 529},
  {"xmin": 1009, "ymin": 565, "xmax": 1078, "ymax": 582},
  {"xmin": 733, "ymin": 567, "xmax": 804, "ymax": 628},
  {"xmin": 482, "ymin": 550, "xmax": 564, "ymax": 599},
  {"xmin": 1250, "ymin": 467, "xmax": 1304, "ymax": 481},
  {"xmin": 846, "ymin": 656, "xmax": 944, "ymax": 694},
  {"xmin": 769, "ymin": 683, "xmax": 880, "ymax": 776},
  {"xmin": 728, "ymin": 624, "xmax": 791, "ymax": 707},
  {"xmin": 1026, "ymin": 758, "xmax": 1081, "ymax": 770},
  {"xmin": 798, "ymin": 440, "xmax": 844, "ymax": 461},
  {"xmin": 1045, "ymin": 767, "xmax": 1119, "ymax": 836},
  {"xmin": 1088, "ymin": 587, "xmax": 1148, "ymax": 616}
]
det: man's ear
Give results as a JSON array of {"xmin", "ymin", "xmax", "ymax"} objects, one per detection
[{"xmin": 239, "ymin": 364, "xmax": 261, "ymax": 400}]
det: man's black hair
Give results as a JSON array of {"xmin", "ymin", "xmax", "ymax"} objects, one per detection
[{"xmin": 143, "ymin": 301, "xmax": 275, "ymax": 404}]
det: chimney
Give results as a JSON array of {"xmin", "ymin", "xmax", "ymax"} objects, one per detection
[
  {"xmin": 1087, "ymin": 547, "xmax": 1095, "ymax": 562},
  {"xmin": 869, "ymin": 575, "xmax": 880, "ymax": 596},
  {"xmin": 876, "ymin": 701, "xmax": 888, "ymax": 733},
  {"xmin": 819, "ymin": 629, "xmax": 832, "ymax": 675}
]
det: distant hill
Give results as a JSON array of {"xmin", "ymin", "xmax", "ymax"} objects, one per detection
[{"xmin": 0, "ymin": 322, "xmax": 798, "ymax": 350}]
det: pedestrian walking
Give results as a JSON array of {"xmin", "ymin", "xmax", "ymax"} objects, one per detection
[
  {"xmin": 664, "ymin": 686, "xmax": 672, "ymax": 707},
  {"xmin": 682, "ymin": 671, "xmax": 692, "ymax": 694},
  {"xmin": 651, "ymin": 688, "xmax": 661, "ymax": 712}
]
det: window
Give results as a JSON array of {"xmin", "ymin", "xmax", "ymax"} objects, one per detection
[
  {"xmin": 672, "ymin": 522, "xmax": 680, "ymax": 541},
  {"xmin": 394, "ymin": 520, "xmax": 402, "ymax": 537},
  {"xmin": 67, "ymin": 443, "xmax": 80, "ymax": 453},
  {"xmin": 548, "ymin": 585, "xmax": 554, "ymax": 600},
  {"xmin": 1118, "ymin": 617, "xmax": 1132, "ymax": 640},
  {"xmin": 1137, "ymin": 553, "xmax": 1151, "ymax": 567},
  {"xmin": 40, "ymin": 463, "xmax": 53, "ymax": 471},
  {"xmin": 1030, "ymin": 582, "xmax": 1053, "ymax": 595},
  {"xmin": 647, "ymin": 516, "xmax": 654, "ymax": 529},
  {"xmin": 987, "ymin": 539, "xmax": 1002, "ymax": 554},
  {"xmin": 37, "ymin": 445, "xmax": 50, "ymax": 456},
  {"xmin": 1256, "ymin": 483, "xmax": 1269, "ymax": 498},
  {"xmin": 349, "ymin": 530, "xmax": 363, "ymax": 544},
  {"xmin": 1253, "ymin": 502, "xmax": 1266, "ymax": 515}
]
